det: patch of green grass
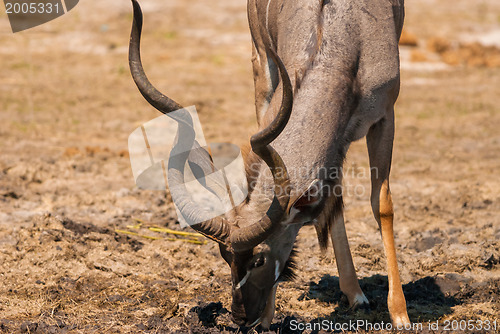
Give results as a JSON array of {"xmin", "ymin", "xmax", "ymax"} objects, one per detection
[
  {"xmin": 210, "ymin": 55, "xmax": 225, "ymax": 66},
  {"xmin": 10, "ymin": 62, "xmax": 31, "ymax": 70},
  {"xmin": 445, "ymin": 100, "xmax": 495, "ymax": 116},
  {"xmin": 118, "ymin": 65, "xmax": 127, "ymax": 75},
  {"xmin": 163, "ymin": 31, "xmax": 178, "ymax": 40},
  {"xmin": 416, "ymin": 111, "xmax": 433, "ymax": 120},
  {"xmin": 11, "ymin": 121, "xmax": 31, "ymax": 133}
]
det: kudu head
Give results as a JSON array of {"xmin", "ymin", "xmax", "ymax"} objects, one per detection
[{"xmin": 129, "ymin": 0, "xmax": 309, "ymax": 328}]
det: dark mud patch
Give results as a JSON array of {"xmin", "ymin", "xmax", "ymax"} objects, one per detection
[
  {"xmin": 456, "ymin": 279, "xmax": 500, "ymax": 305},
  {"xmin": 1, "ymin": 0, "xmax": 499, "ymax": 332},
  {"xmin": 132, "ymin": 301, "xmax": 235, "ymax": 334},
  {"xmin": 61, "ymin": 217, "xmax": 108, "ymax": 235},
  {"xmin": 60, "ymin": 217, "xmax": 144, "ymax": 251}
]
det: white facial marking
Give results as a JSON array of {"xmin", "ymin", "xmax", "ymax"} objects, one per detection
[
  {"xmin": 258, "ymin": 100, "xmax": 270, "ymax": 120},
  {"xmin": 249, "ymin": 317, "xmax": 261, "ymax": 327},
  {"xmin": 274, "ymin": 260, "xmax": 280, "ymax": 281},
  {"xmin": 265, "ymin": 0, "xmax": 272, "ymax": 45},
  {"xmin": 235, "ymin": 271, "xmax": 251, "ymax": 290},
  {"xmin": 283, "ymin": 207, "xmax": 300, "ymax": 225}
]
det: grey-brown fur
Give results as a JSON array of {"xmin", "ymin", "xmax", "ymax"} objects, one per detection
[
  {"xmin": 129, "ymin": 0, "xmax": 410, "ymax": 328},
  {"xmin": 241, "ymin": 0, "xmax": 409, "ymax": 327}
]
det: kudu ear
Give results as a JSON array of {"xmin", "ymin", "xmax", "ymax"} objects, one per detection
[{"xmin": 285, "ymin": 179, "xmax": 324, "ymax": 224}]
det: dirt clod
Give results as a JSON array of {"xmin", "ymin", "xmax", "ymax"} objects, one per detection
[{"xmin": 19, "ymin": 322, "xmax": 37, "ymax": 333}]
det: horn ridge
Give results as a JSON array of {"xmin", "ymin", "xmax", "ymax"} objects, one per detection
[
  {"xmin": 230, "ymin": 35, "xmax": 294, "ymax": 251},
  {"xmin": 129, "ymin": 0, "xmax": 232, "ymax": 244},
  {"xmin": 129, "ymin": 0, "xmax": 183, "ymax": 114}
]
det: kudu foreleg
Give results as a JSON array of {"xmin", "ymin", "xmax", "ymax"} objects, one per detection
[
  {"xmin": 367, "ymin": 111, "xmax": 410, "ymax": 326},
  {"xmin": 330, "ymin": 213, "xmax": 369, "ymax": 308}
]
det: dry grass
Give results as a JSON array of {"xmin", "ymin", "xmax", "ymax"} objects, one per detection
[{"xmin": 0, "ymin": 0, "xmax": 499, "ymax": 333}]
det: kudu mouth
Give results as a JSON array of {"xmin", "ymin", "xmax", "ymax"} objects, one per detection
[
  {"xmin": 231, "ymin": 285, "xmax": 277, "ymax": 329},
  {"xmin": 231, "ymin": 286, "xmax": 268, "ymax": 328},
  {"xmin": 128, "ymin": 0, "xmax": 294, "ymax": 252}
]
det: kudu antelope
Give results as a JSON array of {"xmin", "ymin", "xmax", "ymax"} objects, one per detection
[{"xmin": 129, "ymin": 0, "xmax": 410, "ymax": 328}]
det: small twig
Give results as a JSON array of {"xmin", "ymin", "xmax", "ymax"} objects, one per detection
[
  {"xmin": 147, "ymin": 226, "xmax": 203, "ymax": 238},
  {"xmin": 116, "ymin": 226, "xmax": 207, "ymax": 244},
  {"xmin": 114, "ymin": 229, "xmax": 162, "ymax": 240}
]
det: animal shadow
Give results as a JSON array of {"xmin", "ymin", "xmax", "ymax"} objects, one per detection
[
  {"xmin": 191, "ymin": 275, "xmax": 462, "ymax": 333},
  {"xmin": 304, "ymin": 274, "xmax": 460, "ymax": 324}
]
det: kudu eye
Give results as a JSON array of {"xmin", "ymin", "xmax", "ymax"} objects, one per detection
[{"xmin": 251, "ymin": 255, "xmax": 266, "ymax": 268}]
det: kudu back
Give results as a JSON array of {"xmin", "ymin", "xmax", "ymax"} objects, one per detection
[{"xmin": 129, "ymin": 0, "xmax": 410, "ymax": 328}]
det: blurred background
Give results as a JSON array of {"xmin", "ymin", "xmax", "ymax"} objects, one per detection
[{"xmin": 0, "ymin": 0, "xmax": 498, "ymax": 332}]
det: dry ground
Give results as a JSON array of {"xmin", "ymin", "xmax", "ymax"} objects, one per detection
[{"xmin": 0, "ymin": 0, "xmax": 499, "ymax": 333}]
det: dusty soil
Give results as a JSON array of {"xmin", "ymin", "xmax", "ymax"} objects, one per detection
[{"xmin": 0, "ymin": 0, "xmax": 499, "ymax": 333}]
